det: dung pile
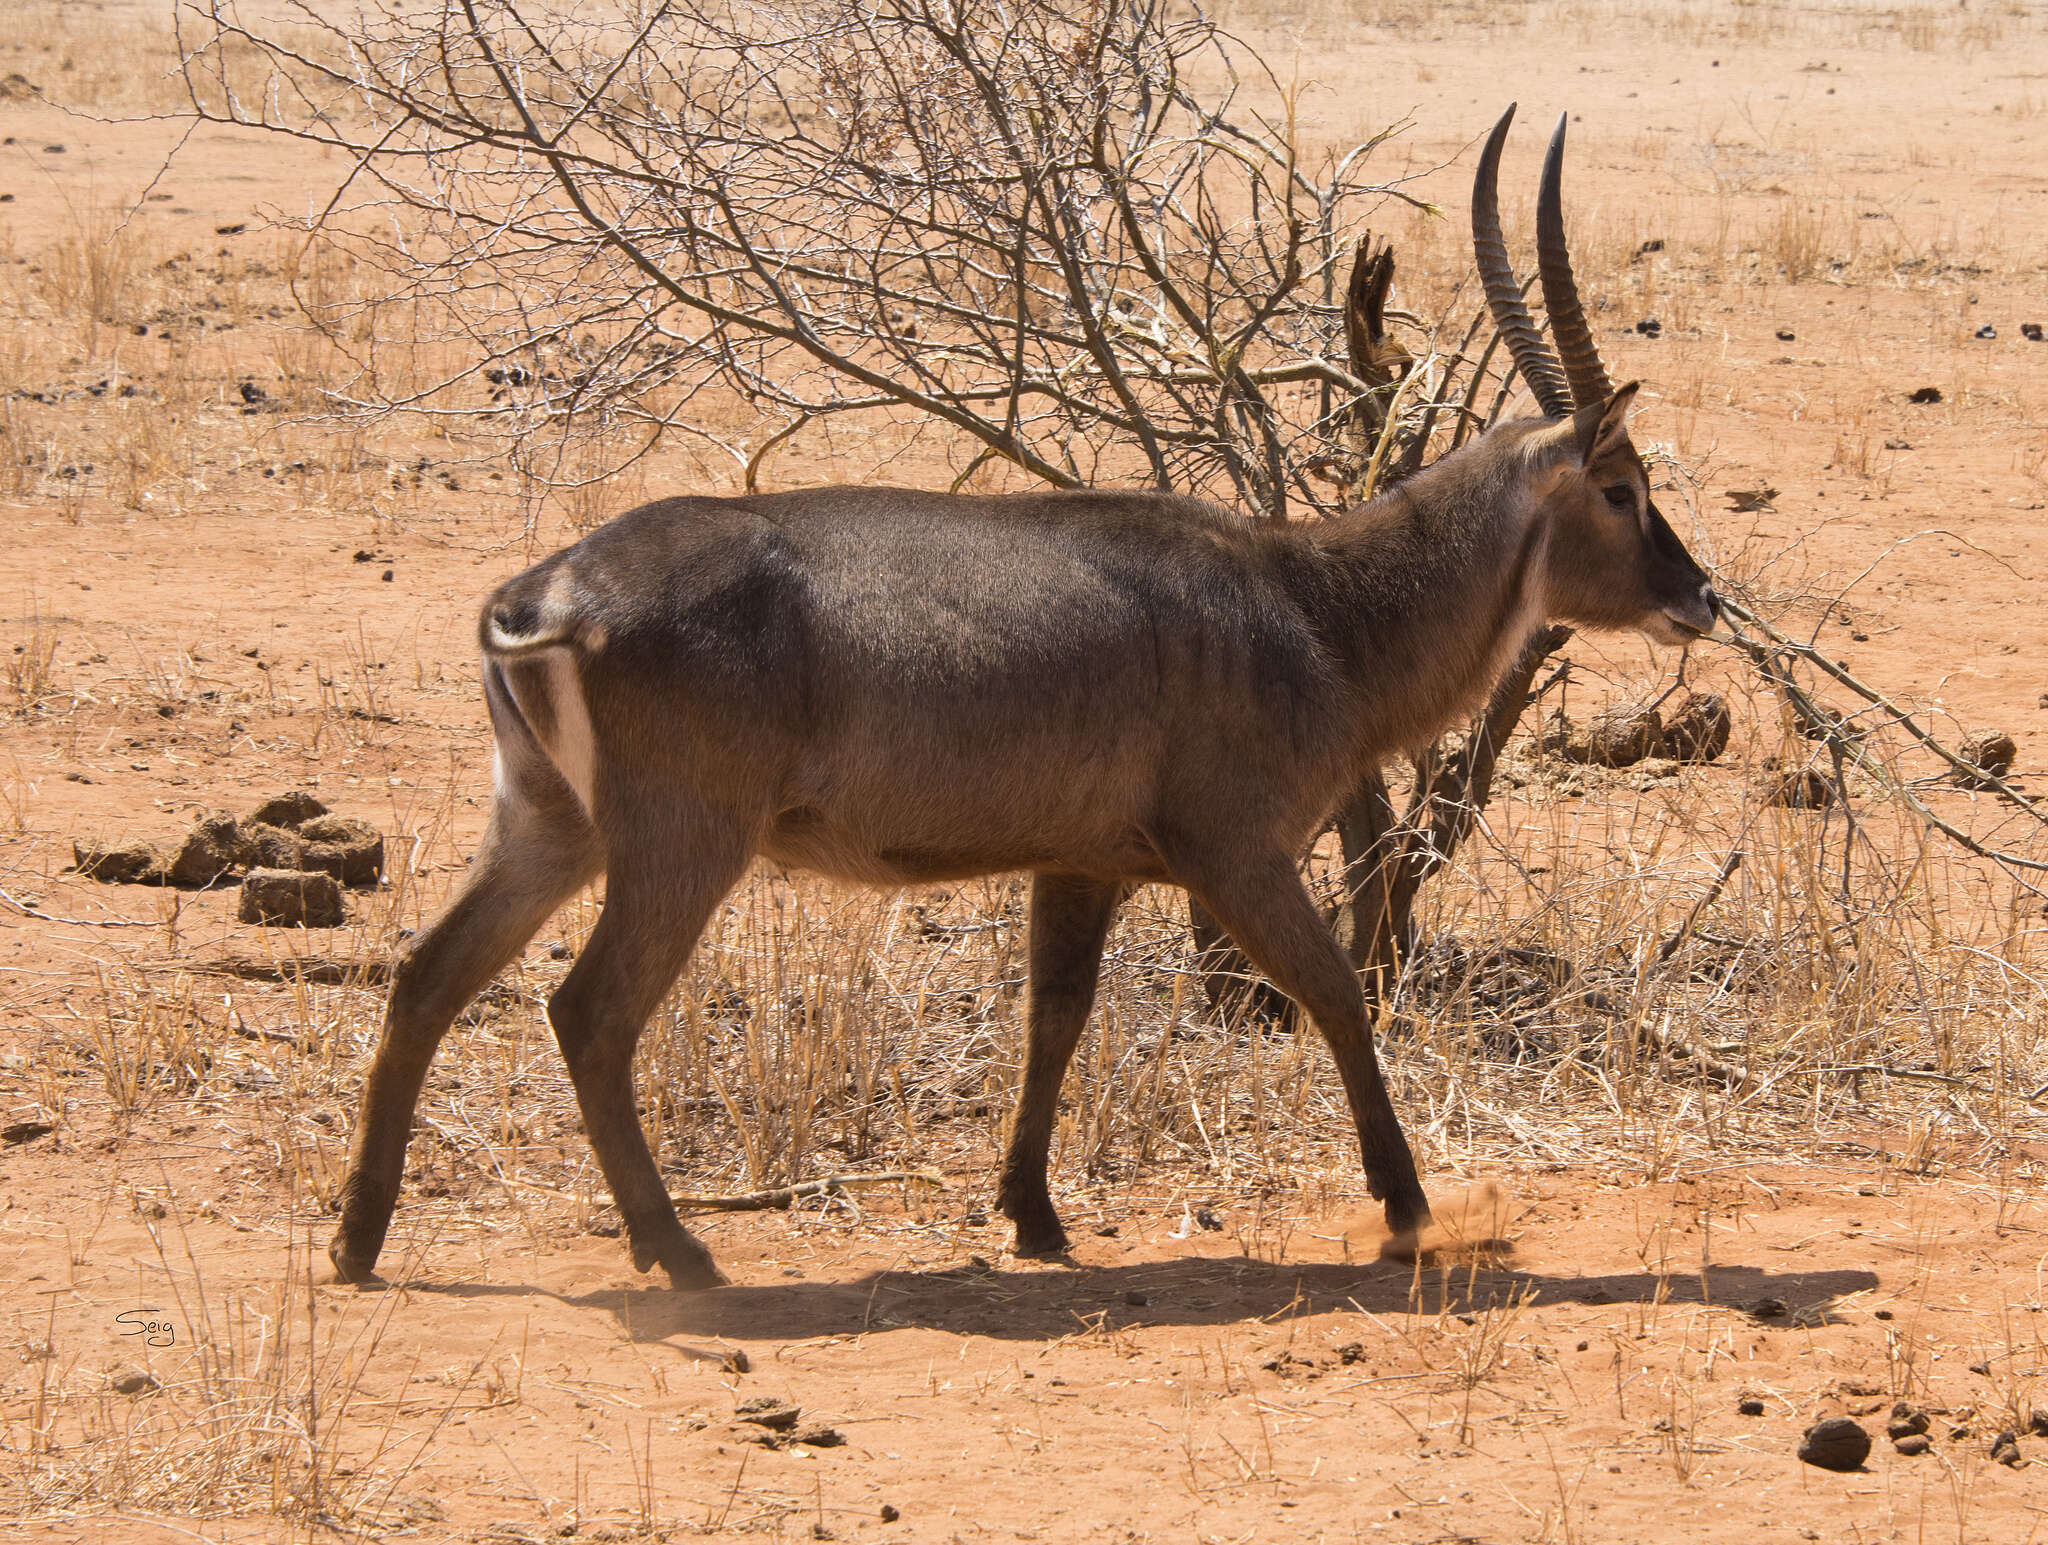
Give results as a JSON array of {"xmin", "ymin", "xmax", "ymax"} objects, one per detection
[
  {"xmin": 1537, "ymin": 692, "xmax": 1732, "ymax": 770},
  {"xmin": 72, "ymin": 789, "xmax": 383, "ymax": 928}
]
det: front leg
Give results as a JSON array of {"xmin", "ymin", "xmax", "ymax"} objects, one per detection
[
  {"xmin": 996, "ymin": 873, "xmax": 1125, "ymax": 1257},
  {"xmin": 1166, "ymin": 845, "xmax": 1432, "ymax": 1240}
]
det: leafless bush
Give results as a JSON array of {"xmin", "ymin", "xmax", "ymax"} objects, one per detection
[{"xmin": 177, "ymin": 0, "xmax": 1472, "ymax": 520}]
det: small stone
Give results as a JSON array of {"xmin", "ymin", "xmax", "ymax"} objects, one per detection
[
  {"xmin": 298, "ymin": 815, "xmax": 384, "ymax": 889},
  {"xmin": 1990, "ymin": 1430, "xmax": 2022, "ymax": 1466},
  {"xmin": 1125, "ymin": 1291, "xmax": 1149, "ymax": 1307},
  {"xmin": 792, "ymin": 1424, "xmax": 844, "ymax": 1447},
  {"xmin": 1975, "ymin": 324, "xmax": 1998, "ymax": 340},
  {"xmin": 1737, "ymin": 1397, "xmax": 1766, "ymax": 1416},
  {"xmin": 72, "ymin": 839, "xmax": 168, "ymax": 884},
  {"xmin": 1893, "ymin": 1434, "xmax": 1931, "ymax": 1456},
  {"xmin": 721, "ymin": 1348, "xmax": 750, "ymax": 1375},
  {"xmin": 1954, "ymin": 730, "xmax": 2017, "ymax": 789},
  {"xmin": 734, "ymin": 1396, "xmax": 800, "ymax": 1432},
  {"xmin": 1798, "ymin": 1416, "xmax": 1871, "ymax": 1472},
  {"xmin": 880, "ymin": 1505, "xmax": 900, "ymax": 1523},
  {"xmin": 2028, "ymin": 1408, "xmax": 2048, "ymax": 1438},
  {"xmin": 167, "ymin": 812, "xmax": 247, "ymax": 887},
  {"xmin": 2023, "ymin": 322, "xmax": 2044, "ymax": 343},
  {"xmin": 238, "ymin": 869, "xmax": 346, "ymax": 928},
  {"xmin": 248, "ymin": 789, "xmax": 327, "ymax": 828},
  {"xmin": 110, "ymin": 1367, "xmax": 158, "ymax": 1396},
  {"xmin": 1661, "ymin": 692, "xmax": 1733, "ymax": 763}
]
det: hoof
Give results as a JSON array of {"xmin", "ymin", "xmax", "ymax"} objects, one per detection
[
  {"xmin": 1010, "ymin": 1222, "xmax": 1072, "ymax": 1260},
  {"xmin": 659, "ymin": 1255, "xmax": 730, "ymax": 1292},
  {"xmin": 328, "ymin": 1238, "xmax": 384, "ymax": 1286},
  {"xmin": 1385, "ymin": 1191, "xmax": 1433, "ymax": 1238},
  {"xmin": 631, "ymin": 1228, "xmax": 728, "ymax": 1290}
]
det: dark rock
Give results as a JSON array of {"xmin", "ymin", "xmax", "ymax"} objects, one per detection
[
  {"xmin": 2023, "ymin": 322, "xmax": 2044, "ymax": 343},
  {"xmin": 735, "ymin": 1396, "xmax": 800, "ymax": 1432},
  {"xmin": 167, "ymin": 812, "xmax": 247, "ymax": 887},
  {"xmin": 1737, "ymin": 1397, "xmax": 1766, "ymax": 1416},
  {"xmin": 1975, "ymin": 324, "xmax": 1997, "ymax": 340},
  {"xmin": 793, "ymin": 1425, "xmax": 844, "ymax": 1447},
  {"xmin": 110, "ymin": 1367, "xmax": 158, "ymax": 1396},
  {"xmin": 880, "ymin": 1505, "xmax": 900, "ymax": 1523},
  {"xmin": 72, "ymin": 839, "xmax": 168, "ymax": 884},
  {"xmin": 1125, "ymin": 1291, "xmax": 1149, "ymax": 1307},
  {"xmin": 298, "ymin": 815, "xmax": 384, "ymax": 889},
  {"xmin": 1991, "ymin": 1431, "xmax": 2022, "ymax": 1466},
  {"xmin": 2029, "ymin": 1408, "xmax": 2048, "ymax": 1438},
  {"xmin": 1798, "ymin": 1416, "xmax": 1871, "ymax": 1471},
  {"xmin": 1954, "ymin": 730, "xmax": 2017, "ymax": 789},
  {"xmin": 1893, "ymin": 1434, "xmax": 1931, "ymax": 1456},
  {"xmin": 238, "ymin": 869, "xmax": 346, "ymax": 928},
  {"xmin": 248, "ymin": 789, "xmax": 327, "ymax": 828},
  {"xmin": 1909, "ymin": 386, "xmax": 1943, "ymax": 404},
  {"xmin": 1661, "ymin": 692, "xmax": 1732, "ymax": 763},
  {"xmin": 1776, "ymin": 328, "xmax": 1796, "ymax": 341}
]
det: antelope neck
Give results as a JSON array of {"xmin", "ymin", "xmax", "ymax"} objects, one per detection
[{"xmin": 1306, "ymin": 426, "xmax": 1556, "ymax": 757}]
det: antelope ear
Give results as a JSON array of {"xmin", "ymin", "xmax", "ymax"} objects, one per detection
[{"xmin": 1572, "ymin": 381, "xmax": 1639, "ymax": 466}]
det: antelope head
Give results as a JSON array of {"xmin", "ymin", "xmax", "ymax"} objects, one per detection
[{"xmin": 1473, "ymin": 105, "xmax": 1719, "ymax": 647}]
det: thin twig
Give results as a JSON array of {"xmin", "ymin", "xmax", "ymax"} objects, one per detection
[{"xmin": 0, "ymin": 887, "xmax": 160, "ymax": 928}]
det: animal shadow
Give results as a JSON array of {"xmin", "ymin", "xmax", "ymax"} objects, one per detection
[{"xmin": 419, "ymin": 1252, "xmax": 1880, "ymax": 1347}]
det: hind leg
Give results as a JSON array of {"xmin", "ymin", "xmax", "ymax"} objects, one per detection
[
  {"xmin": 331, "ymin": 770, "xmax": 601, "ymax": 1284},
  {"xmin": 997, "ymin": 873, "xmax": 1124, "ymax": 1257},
  {"xmin": 546, "ymin": 797, "xmax": 757, "ymax": 1289}
]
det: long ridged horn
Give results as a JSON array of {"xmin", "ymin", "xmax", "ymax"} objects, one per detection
[
  {"xmin": 1471, "ymin": 103, "xmax": 1571, "ymax": 418},
  {"xmin": 1536, "ymin": 112, "xmax": 1613, "ymax": 409}
]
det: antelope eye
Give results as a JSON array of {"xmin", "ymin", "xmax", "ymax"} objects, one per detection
[{"xmin": 1602, "ymin": 484, "xmax": 1636, "ymax": 510}]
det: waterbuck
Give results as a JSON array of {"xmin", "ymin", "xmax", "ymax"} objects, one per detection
[{"xmin": 329, "ymin": 105, "xmax": 1718, "ymax": 1290}]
